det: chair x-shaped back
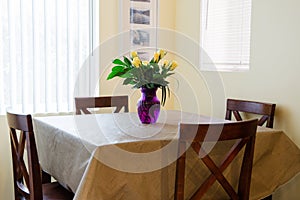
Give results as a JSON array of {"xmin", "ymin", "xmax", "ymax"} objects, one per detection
[
  {"xmin": 226, "ymin": 99, "xmax": 276, "ymax": 128},
  {"xmin": 7, "ymin": 112, "xmax": 43, "ymax": 199},
  {"xmin": 175, "ymin": 119, "xmax": 258, "ymax": 200},
  {"xmin": 7, "ymin": 111, "xmax": 74, "ymax": 200}
]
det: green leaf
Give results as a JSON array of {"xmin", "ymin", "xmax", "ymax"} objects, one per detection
[
  {"xmin": 166, "ymin": 72, "xmax": 175, "ymax": 77},
  {"xmin": 149, "ymin": 83, "xmax": 155, "ymax": 88},
  {"xmin": 107, "ymin": 70, "xmax": 120, "ymax": 80},
  {"xmin": 119, "ymin": 69, "xmax": 132, "ymax": 78},
  {"xmin": 153, "ymin": 74, "xmax": 162, "ymax": 79},
  {"xmin": 112, "ymin": 66, "xmax": 125, "ymax": 72},
  {"xmin": 123, "ymin": 78, "xmax": 134, "ymax": 85},
  {"xmin": 167, "ymin": 86, "xmax": 170, "ymax": 98},
  {"xmin": 113, "ymin": 59, "xmax": 127, "ymax": 66},
  {"xmin": 123, "ymin": 56, "xmax": 132, "ymax": 67},
  {"xmin": 161, "ymin": 86, "xmax": 166, "ymax": 106},
  {"xmin": 130, "ymin": 68, "xmax": 140, "ymax": 77},
  {"xmin": 150, "ymin": 62, "xmax": 159, "ymax": 69},
  {"xmin": 136, "ymin": 81, "xmax": 146, "ymax": 88},
  {"xmin": 107, "ymin": 66, "xmax": 128, "ymax": 80}
]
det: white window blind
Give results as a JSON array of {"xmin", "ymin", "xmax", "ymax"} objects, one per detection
[
  {"xmin": 200, "ymin": 0, "xmax": 252, "ymax": 71},
  {"xmin": 0, "ymin": 0, "xmax": 99, "ymax": 114}
]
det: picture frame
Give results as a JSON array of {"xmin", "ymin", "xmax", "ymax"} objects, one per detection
[
  {"xmin": 120, "ymin": 0, "xmax": 158, "ymax": 60},
  {"xmin": 130, "ymin": 0, "xmax": 150, "ymax": 2}
]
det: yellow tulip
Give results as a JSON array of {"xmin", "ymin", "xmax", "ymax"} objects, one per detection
[
  {"xmin": 142, "ymin": 61, "xmax": 149, "ymax": 66},
  {"xmin": 163, "ymin": 60, "xmax": 169, "ymax": 67},
  {"xmin": 170, "ymin": 61, "xmax": 178, "ymax": 70},
  {"xmin": 130, "ymin": 51, "xmax": 138, "ymax": 58},
  {"xmin": 132, "ymin": 57, "xmax": 141, "ymax": 67},
  {"xmin": 153, "ymin": 52, "xmax": 159, "ymax": 63},
  {"xmin": 158, "ymin": 49, "xmax": 166, "ymax": 59}
]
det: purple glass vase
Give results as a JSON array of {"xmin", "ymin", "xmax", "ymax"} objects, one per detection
[{"xmin": 137, "ymin": 87, "xmax": 160, "ymax": 124}]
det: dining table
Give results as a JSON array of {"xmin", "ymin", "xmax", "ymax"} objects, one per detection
[{"xmin": 33, "ymin": 110, "xmax": 300, "ymax": 200}]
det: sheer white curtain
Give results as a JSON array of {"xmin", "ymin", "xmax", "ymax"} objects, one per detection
[{"xmin": 0, "ymin": 0, "xmax": 99, "ymax": 114}]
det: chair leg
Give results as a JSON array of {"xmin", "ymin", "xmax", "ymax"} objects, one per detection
[{"xmin": 262, "ymin": 194, "xmax": 272, "ymax": 200}]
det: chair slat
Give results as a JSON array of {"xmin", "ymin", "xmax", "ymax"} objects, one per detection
[
  {"xmin": 227, "ymin": 102, "xmax": 275, "ymax": 200},
  {"xmin": 175, "ymin": 119, "xmax": 258, "ymax": 200},
  {"xmin": 75, "ymin": 96, "xmax": 129, "ymax": 115},
  {"xmin": 226, "ymin": 98, "xmax": 276, "ymax": 128},
  {"xmin": 201, "ymin": 155, "xmax": 239, "ymax": 200},
  {"xmin": 7, "ymin": 111, "xmax": 74, "ymax": 200}
]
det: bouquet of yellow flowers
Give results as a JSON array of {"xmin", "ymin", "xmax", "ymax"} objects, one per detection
[{"xmin": 107, "ymin": 49, "xmax": 178, "ymax": 106}]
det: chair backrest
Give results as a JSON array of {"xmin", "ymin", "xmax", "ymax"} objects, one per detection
[
  {"xmin": 175, "ymin": 119, "xmax": 258, "ymax": 200},
  {"xmin": 75, "ymin": 96, "xmax": 129, "ymax": 115},
  {"xmin": 225, "ymin": 98, "xmax": 276, "ymax": 128},
  {"xmin": 7, "ymin": 111, "xmax": 43, "ymax": 200}
]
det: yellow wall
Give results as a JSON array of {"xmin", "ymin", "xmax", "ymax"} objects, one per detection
[
  {"xmin": 174, "ymin": 0, "xmax": 300, "ymax": 147},
  {"xmin": 100, "ymin": 0, "xmax": 300, "ymax": 150},
  {"xmin": 223, "ymin": 0, "xmax": 300, "ymax": 147},
  {"xmin": 174, "ymin": 0, "xmax": 300, "ymax": 198},
  {"xmin": 100, "ymin": 0, "xmax": 119, "ymax": 44}
]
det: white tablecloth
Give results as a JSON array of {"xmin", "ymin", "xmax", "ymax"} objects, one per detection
[{"xmin": 33, "ymin": 111, "xmax": 300, "ymax": 200}]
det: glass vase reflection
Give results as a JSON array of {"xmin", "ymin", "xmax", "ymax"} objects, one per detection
[{"xmin": 137, "ymin": 87, "xmax": 160, "ymax": 124}]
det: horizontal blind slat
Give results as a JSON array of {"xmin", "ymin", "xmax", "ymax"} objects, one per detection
[{"xmin": 200, "ymin": 0, "xmax": 252, "ymax": 71}]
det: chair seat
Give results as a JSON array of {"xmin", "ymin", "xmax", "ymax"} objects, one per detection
[{"xmin": 42, "ymin": 182, "xmax": 74, "ymax": 200}]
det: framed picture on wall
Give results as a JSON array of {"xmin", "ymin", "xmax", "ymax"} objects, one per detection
[
  {"xmin": 130, "ymin": 8, "xmax": 150, "ymax": 25},
  {"xmin": 120, "ymin": 0, "xmax": 158, "ymax": 60},
  {"xmin": 130, "ymin": 29, "xmax": 150, "ymax": 46},
  {"xmin": 130, "ymin": 0, "xmax": 151, "ymax": 2}
]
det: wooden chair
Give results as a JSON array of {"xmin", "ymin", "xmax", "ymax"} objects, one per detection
[
  {"xmin": 175, "ymin": 119, "xmax": 258, "ymax": 200},
  {"xmin": 225, "ymin": 98, "xmax": 276, "ymax": 128},
  {"xmin": 7, "ymin": 111, "xmax": 74, "ymax": 200},
  {"xmin": 75, "ymin": 96, "xmax": 129, "ymax": 115}
]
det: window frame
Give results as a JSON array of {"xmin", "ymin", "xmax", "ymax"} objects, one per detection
[{"xmin": 199, "ymin": 0, "xmax": 252, "ymax": 72}]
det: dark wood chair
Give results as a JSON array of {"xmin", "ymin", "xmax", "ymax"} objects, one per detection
[
  {"xmin": 75, "ymin": 96, "xmax": 129, "ymax": 115},
  {"xmin": 7, "ymin": 111, "xmax": 74, "ymax": 200},
  {"xmin": 225, "ymin": 98, "xmax": 276, "ymax": 128},
  {"xmin": 175, "ymin": 119, "xmax": 258, "ymax": 200}
]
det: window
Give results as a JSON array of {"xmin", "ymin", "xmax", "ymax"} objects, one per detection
[
  {"xmin": 0, "ymin": 0, "xmax": 99, "ymax": 114},
  {"xmin": 200, "ymin": 0, "xmax": 252, "ymax": 71}
]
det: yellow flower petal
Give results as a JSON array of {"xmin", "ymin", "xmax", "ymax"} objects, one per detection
[
  {"xmin": 153, "ymin": 52, "xmax": 159, "ymax": 63},
  {"xmin": 132, "ymin": 57, "xmax": 141, "ymax": 67},
  {"xmin": 130, "ymin": 51, "xmax": 138, "ymax": 58},
  {"xmin": 163, "ymin": 60, "xmax": 169, "ymax": 67},
  {"xmin": 158, "ymin": 49, "xmax": 166, "ymax": 59},
  {"xmin": 142, "ymin": 61, "xmax": 149, "ymax": 65},
  {"xmin": 170, "ymin": 61, "xmax": 178, "ymax": 70}
]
